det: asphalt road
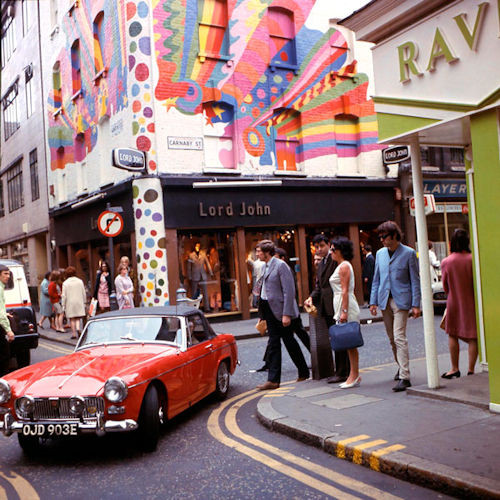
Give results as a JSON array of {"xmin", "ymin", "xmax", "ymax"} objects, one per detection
[{"xmin": 0, "ymin": 316, "xmax": 456, "ymax": 499}]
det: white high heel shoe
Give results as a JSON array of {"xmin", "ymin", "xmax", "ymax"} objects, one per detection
[{"xmin": 339, "ymin": 376, "xmax": 361, "ymax": 389}]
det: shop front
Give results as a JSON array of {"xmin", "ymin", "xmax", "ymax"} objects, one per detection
[
  {"xmin": 161, "ymin": 176, "xmax": 397, "ymax": 319},
  {"xmin": 342, "ymin": 0, "xmax": 500, "ymax": 410}
]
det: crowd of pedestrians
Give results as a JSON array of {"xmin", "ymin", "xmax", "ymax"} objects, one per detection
[
  {"xmin": 254, "ymin": 220, "xmax": 476, "ymax": 394},
  {"xmin": 36, "ymin": 256, "xmax": 134, "ymax": 339}
]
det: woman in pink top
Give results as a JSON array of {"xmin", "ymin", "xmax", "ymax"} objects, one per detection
[{"xmin": 441, "ymin": 229, "xmax": 477, "ymax": 378}]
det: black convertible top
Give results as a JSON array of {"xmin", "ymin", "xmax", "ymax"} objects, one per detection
[{"xmin": 90, "ymin": 305, "xmax": 202, "ymax": 320}]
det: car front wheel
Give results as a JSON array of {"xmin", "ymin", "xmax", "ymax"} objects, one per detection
[
  {"xmin": 138, "ymin": 386, "xmax": 161, "ymax": 452},
  {"xmin": 214, "ymin": 361, "xmax": 230, "ymax": 400}
]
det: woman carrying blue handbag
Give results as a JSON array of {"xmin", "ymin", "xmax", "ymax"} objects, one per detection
[{"xmin": 329, "ymin": 237, "xmax": 362, "ymax": 389}]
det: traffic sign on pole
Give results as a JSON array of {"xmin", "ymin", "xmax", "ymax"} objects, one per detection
[{"xmin": 97, "ymin": 210, "xmax": 124, "ymax": 237}]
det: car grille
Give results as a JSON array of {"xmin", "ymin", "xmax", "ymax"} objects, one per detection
[{"xmin": 17, "ymin": 397, "xmax": 105, "ymax": 421}]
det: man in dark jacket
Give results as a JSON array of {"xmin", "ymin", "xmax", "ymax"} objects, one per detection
[
  {"xmin": 304, "ymin": 234, "xmax": 349, "ymax": 383},
  {"xmin": 362, "ymin": 244, "xmax": 375, "ymax": 305}
]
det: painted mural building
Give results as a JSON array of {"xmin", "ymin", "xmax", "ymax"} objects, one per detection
[
  {"xmin": 342, "ymin": 0, "xmax": 500, "ymax": 411},
  {"xmin": 0, "ymin": 0, "xmax": 50, "ymax": 302},
  {"xmin": 36, "ymin": 0, "xmax": 397, "ymax": 318}
]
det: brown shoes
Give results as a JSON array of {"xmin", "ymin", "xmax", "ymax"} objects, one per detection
[
  {"xmin": 256, "ymin": 381, "xmax": 280, "ymax": 391},
  {"xmin": 296, "ymin": 376, "xmax": 308, "ymax": 382}
]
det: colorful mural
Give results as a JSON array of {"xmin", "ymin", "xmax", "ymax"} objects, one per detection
[
  {"xmin": 47, "ymin": 0, "xmax": 128, "ymax": 170},
  {"xmin": 132, "ymin": 177, "xmax": 169, "ymax": 306},
  {"xmin": 153, "ymin": 0, "xmax": 381, "ymax": 169}
]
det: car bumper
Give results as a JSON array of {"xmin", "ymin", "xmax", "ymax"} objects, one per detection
[{"xmin": 0, "ymin": 411, "xmax": 137, "ymax": 437}]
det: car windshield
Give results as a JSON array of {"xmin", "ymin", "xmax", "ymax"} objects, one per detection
[{"xmin": 79, "ymin": 316, "xmax": 183, "ymax": 348}]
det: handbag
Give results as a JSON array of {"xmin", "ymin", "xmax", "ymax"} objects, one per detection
[
  {"xmin": 88, "ymin": 298, "xmax": 98, "ymax": 317},
  {"xmin": 328, "ymin": 321, "xmax": 363, "ymax": 351},
  {"xmin": 439, "ymin": 308, "xmax": 446, "ymax": 330},
  {"xmin": 303, "ymin": 303, "xmax": 317, "ymax": 317}
]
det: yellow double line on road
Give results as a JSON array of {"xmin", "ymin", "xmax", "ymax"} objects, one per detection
[
  {"xmin": 207, "ymin": 387, "xmax": 403, "ymax": 499},
  {"xmin": 0, "ymin": 469, "xmax": 39, "ymax": 500},
  {"xmin": 39, "ymin": 341, "xmax": 73, "ymax": 355}
]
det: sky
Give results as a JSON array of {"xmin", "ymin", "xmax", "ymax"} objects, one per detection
[{"xmin": 329, "ymin": 0, "xmax": 373, "ymax": 20}]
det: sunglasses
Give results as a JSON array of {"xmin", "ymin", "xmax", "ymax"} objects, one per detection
[{"xmin": 379, "ymin": 233, "xmax": 391, "ymax": 240}]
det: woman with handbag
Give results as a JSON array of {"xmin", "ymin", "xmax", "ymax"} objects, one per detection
[
  {"xmin": 329, "ymin": 237, "xmax": 361, "ymax": 388},
  {"xmin": 93, "ymin": 261, "xmax": 112, "ymax": 314}
]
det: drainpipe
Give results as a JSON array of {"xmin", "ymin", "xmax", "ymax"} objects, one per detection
[{"xmin": 409, "ymin": 135, "xmax": 440, "ymax": 389}]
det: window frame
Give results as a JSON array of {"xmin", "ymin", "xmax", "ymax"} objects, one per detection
[
  {"xmin": 268, "ymin": 7, "xmax": 298, "ymax": 72},
  {"xmin": 25, "ymin": 63, "xmax": 34, "ymax": 118},
  {"xmin": 2, "ymin": 82, "xmax": 21, "ymax": 141},
  {"xmin": 1, "ymin": 14, "xmax": 16, "ymax": 68},
  {"xmin": 29, "ymin": 148, "xmax": 39, "ymax": 201},
  {"xmin": 52, "ymin": 61, "xmax": 63, "ymax": 116},
  {"xmin": 93, "ymin": 11, "xmax": 107, "ymax": 81},
  {"xmin": 7, "ymin": 161, "xmax": 24, "ymax": 213},
  {"xmin": 22, "ymin": 0, "xmax": 32, "ymax": 36},
  {"xmin": 71, "ymin": 39, "xmax": 82, "ymax": 99},
  {"xmin": 0, "ymin": 179, "xmax": 5, "ymax": 218},
  {"xmin": 198, "ymin": 0, "xmax": 230, "ymax": 62}
]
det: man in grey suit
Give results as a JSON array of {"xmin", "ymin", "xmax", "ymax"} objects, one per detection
[
  {"xmin": 256, "ymin": 240, "xmax": 309, "ymax": 390},
  {"xmin": 370, "ymin": 221, "xmax": 421, "ymax": 392}
]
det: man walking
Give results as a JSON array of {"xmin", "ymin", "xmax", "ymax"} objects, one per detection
[
  {"xmin": 304, "ymin": 234, "xmax": 349, "ymax": 383},
  {"xmin": 0, "ymin": 264, "xmax": 15, "ymax": 376},
  {"xmin": 256, "ymin": 240, "xmax": 309, "ymax": 390},
  {"xmin": 370, "ymin": 221, "xmax": 421, "ymax": 392}
]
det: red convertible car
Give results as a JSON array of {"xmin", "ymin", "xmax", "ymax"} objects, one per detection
[{"xmin": 0, "ymin": 306, "xmax": 238, "ymax": 453}]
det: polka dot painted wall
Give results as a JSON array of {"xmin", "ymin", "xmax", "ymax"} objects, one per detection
[{"xmin": 132, "ymin": 177, "xmax": 169, "ymax": 306}]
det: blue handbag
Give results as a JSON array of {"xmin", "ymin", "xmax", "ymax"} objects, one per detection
[{"xmin": 328, "ymin": 321, "xmax": 363, "ymax": 350}]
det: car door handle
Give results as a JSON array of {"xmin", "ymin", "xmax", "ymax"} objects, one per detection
[{"xmin": 205, "ymin": 344, "xmax": 213, "ymax": 350}]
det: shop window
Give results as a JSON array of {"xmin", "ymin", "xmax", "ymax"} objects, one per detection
[
  {"xmin": 245, "ymin": 229, "xmax": 298, "ymax": 309},
  {"xmin": 0, "ymin": 180, "xmax": 4, "ymax": 218},
  {"xmin": 198, "ymin": 0, "xmax": 230, "ymax": 61},
  {"xmin": 178, "ymin": 231, "xmax": 239, "ymax": 314},
  {"xmin": 1, "ymin": 13, "xmax": 15, "ymax": 68},
  {"xmin": 25, "ymin": 63, "xmax": 34, "ymax": 118},
  {"xmin": 2, "ymin": 82, "xmax": 20, "ymax": 140},
  {"xmin": 420, "ymin": 146, "xmax": 441, "ymax": 171},
  {"xmin": 29, "ymin": 148, "xmax": 39, "ymax": 201},
  {"xmin": 22, "ymin": 0, "xmax": 32, "ymax": 36},
  {"xmin": 7, "ymin": 161, "xmax": 24, "ymax": 213},
  {"xmin": 93, "ymin": 12, "xmax": 106, "ymax": 78},
  {"xmin": 203, "ymin": 101, "xmax": 235, "ymax": 169},
  {"xmin": 71, "ymin": 39, "xmax": 82, "ymax": 98},
  {"xmin": 53, "ymin": 61, "xmax": 62, "ymax": 114},
  {"xmin": 268, "ymin": 7, "xmax": 297, "ymax": 69},
  {"xmin": 272, "ymin": 108, "xmax": 301, "ymax": 171},
  {"xmin": 448, "ymin": 148, "xmax": 465, "ymax": 172}
]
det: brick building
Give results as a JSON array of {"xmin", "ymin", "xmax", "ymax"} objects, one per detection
[{"xmin": 34, "ymin": 0, "xmax": 396, "ymax": 317}]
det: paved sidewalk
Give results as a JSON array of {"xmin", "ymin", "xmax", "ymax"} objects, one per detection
[{"xmin": 256, "ymin": 354, "xmax": 500, "ymax": 499}]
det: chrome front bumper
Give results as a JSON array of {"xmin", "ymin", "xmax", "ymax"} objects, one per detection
[{"xmin": 0, "ymin": 411, "xmax": 137, "ymax": 437}]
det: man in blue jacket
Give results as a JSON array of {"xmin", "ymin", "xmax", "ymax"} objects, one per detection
[{"xmin": 370, "ymin": 221, "xmax": 421, "ymax": 392}]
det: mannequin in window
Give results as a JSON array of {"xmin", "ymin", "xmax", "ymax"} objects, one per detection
[{"xmin": 187, "ymin": 242, "xmax": 213, "ymax": 312}]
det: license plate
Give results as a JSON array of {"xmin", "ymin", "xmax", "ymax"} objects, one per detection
[{"xmin": 21, "ymin": 423, "xmax": 78, "ymax": 437}]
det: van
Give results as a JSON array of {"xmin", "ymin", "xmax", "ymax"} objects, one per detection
[{"xmin": 1, "ymin": 259, "xmax": 39, "ymax": 367}]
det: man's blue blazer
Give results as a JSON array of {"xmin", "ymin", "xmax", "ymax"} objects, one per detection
[{"xmin": 369, "ymin": 243, "xmax": 421, "ymax": 311}]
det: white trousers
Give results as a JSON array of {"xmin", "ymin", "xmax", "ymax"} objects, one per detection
[{"xmin": 382, "ymin": 298, "xmax": 410, "ymax": 380}]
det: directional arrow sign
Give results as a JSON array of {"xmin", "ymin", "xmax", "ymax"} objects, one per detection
[{"xmin": 97, "ymin": 210, "xmax": 124, "ymax": 237}]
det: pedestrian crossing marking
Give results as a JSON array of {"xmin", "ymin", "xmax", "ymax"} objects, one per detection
[
  {"xmin": 369, "ymin": 444, "xmax": 406, "ymax": 471},
  {"xmin": 352, "ymin": 439, "xmax": 388, "ymax": 464}
]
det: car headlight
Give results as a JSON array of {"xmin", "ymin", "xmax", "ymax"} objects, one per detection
[
  {"xmin": 0, "ymin": 379, "xmax": 11, "ymax": 404},
  {"xmin": 16, "ymin": 396, "xmax": 35, "ymax": 417},
  {"xmin": 69, "ymin": 396, "xmax": 86, "ymax": 416},
  {"xmin": 104, "ymin": 377, "xmax": 128, "ymax": 403}
]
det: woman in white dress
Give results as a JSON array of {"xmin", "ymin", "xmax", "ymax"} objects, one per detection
[{"xmin": 329, "ymin": 237, "xmax": 361, "ymax": 389}]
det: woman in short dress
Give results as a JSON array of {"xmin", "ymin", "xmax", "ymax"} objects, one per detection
[
  {"xmin": 115, "ymin": 264, "xmax": 134, "ymax": 309},
  {"xmin": 38, "ymin": 271, "xmax": 53, "ymax": 329},
  {"xmin": 61, "ymin": 266, "xmax": 86, "ymax": 339},
  {"xmin": 441, "ymin": 229, "xmax": 477, "ymax": 378},
  {"xmin": 93, "ymin": 261, "xmax": 112, "ymax": 314},
  {"xmin": 48, "ymin": 270, "xmax": 64, "ymax": 333},
  {"xmin": 329, "ymin": 237, "xmax": 361, "ymax": 389}
]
